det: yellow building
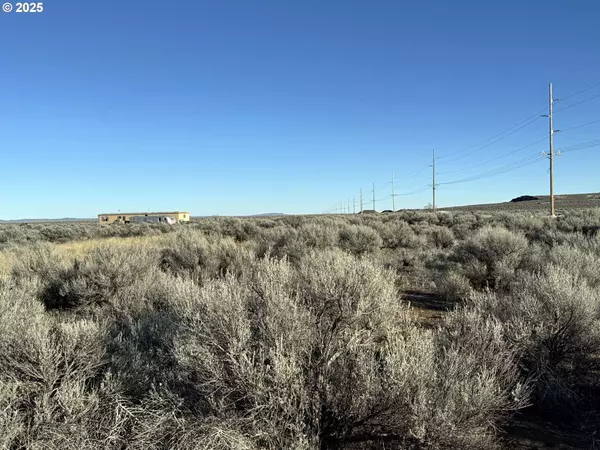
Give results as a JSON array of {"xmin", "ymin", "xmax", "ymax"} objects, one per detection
[{"xmin": 97, "ymin": 211, "xmax": 190, "ymax": 224}]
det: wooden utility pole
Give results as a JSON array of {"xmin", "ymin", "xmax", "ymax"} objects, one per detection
[
  {"xmin": 372, "ymin": 183, "xmax": 376, "ymax": 211},
  {"xmin": 432, "ymin": 149, "xmax": 436, "ymax": 212},
  {"xmin": 391, "ymin": 172, "xmax": 396, "ymax": 212},
  {"xmin": 360, "ymin": 189, "xmax": 363, "ymax": 213},
  {"xmin": 549, "ymin": 82, "xmax": 555, "ymax": 217},
  {"xmin": 353, "ymin": 196, "xmax": 356, "ymax": 214}
]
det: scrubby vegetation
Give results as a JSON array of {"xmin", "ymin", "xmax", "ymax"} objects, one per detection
[
  {"xmin": 0, "ymin": 221, "xmax": 177, "ymax": 249},
  {"xmin": 1, "ymin": 210, "xmax": 599, "ymax": 449}
]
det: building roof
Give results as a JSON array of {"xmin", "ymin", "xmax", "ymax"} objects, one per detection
[{"xmin": 97, "ymin": 211, "xmax": 189, "ymax": 216}]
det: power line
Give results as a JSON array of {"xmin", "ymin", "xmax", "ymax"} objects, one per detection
[
  {"xmin": 557, "ymin": 138, "xmax": 600, "ymax": 154},
  {"xmin": 394, "ymin": 166, "xmax": 430, "ymax": 181},
  {"xmin": 438, "ymin": 154, "xmax": 544, "ymax": 186},
  {"xmin": 343, "ymin": 81, "xmax": 599, "ymax": 214},
  {"xmin": 437, "ymin": 136, "xmax": 547, "ymax": 175},
  {"xmin": 554, "ymin": 92, "xmax": 600, "ymax": 113},
  {"xmin": 556, "ymin": 81, "xmax": 600, "ymax": 102},
  {"xmin": 559, "ymin": 119, "xmax": 600, "ymax": 133},
  {"xmin": 439, "ymin": 114, "xmax": 544, "ymax": 164},
  {"xmin": 439, "ymin": 156, "xmax": 543, "ymax": 186},
  {"xmin": 437, "ymin": 106, "xmax": 547, "ymax": 161},
  {"xmin": 396, "ymin": 185, "xmax": 430, "ymax": 196},
  {"xmin": 373, "ymin": 180, "xmax": 392, "ymax": 191}
]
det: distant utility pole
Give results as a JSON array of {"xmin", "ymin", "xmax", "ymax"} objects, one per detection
[
  {"xmin": 360, "ymin": 189, "xmax": 363, "ymax": 213},
  {"xmin": 353, "ymin": 196, "xmax": 356, "ymax": 214},
  {"xmin": 347, "ymin": 199, "xmax": 350, "ymax": 215},
  {"xmin": 431, "ymin": 149, "xmax": 437, "ymax": 212},
  {"xmin": 391, "ymin": 172, "xmax": 396, "ymax": 212},
  {"xmin": 372, "ymin": 183, "xmax": 376, "ymax": 211},
  {"xmin": 549, "ymin": 83, "xmax": 556, "ymax": 217},
  {"xmin": 542, "ymin": 82, "xmax": 558, "ymax": 217}
]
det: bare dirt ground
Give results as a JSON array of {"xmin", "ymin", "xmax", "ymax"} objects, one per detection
[
  {"xmin": 406, "ymin": 291, "xmax": 600, "ymax": 450},
  {"xmin": 439, "ymin": 193, "xmax": 600, "ymax": 213}
]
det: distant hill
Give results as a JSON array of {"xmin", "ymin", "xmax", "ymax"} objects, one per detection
[{"xmin": 440, "ymin": 193, "xmax": 600, "ymax": 212}]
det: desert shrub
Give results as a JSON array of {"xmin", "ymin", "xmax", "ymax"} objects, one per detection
[
  {"xmin": 337, "ymin": 224, "xmax": 382, "ymax": 255},
  {"xmin": 0, "ymin": 281, "xmax": 128, "ymax": 449},
  {"xmin": 160, "ymin": 231, "xmax": 215, "ymax": 275},
  {"xmin": 160, "ymin": 230, "xmax": 251, "ymax": 281},
  {"xmin": 0, "ymin": 225, "xmax": 31, "ymax": 247},
  {"xmin": 190, "ymin": 217, "xmax": 225, "ymax": 236},
  {"xmin": 279, "ymin": 215, "xmax": 308, "ymax": 228},
  {"xmin": 448, "ymin": 212, "xmax": 479, "ymax": 240},
  {"xmin": 378, "ymin": 246, "xmax": 441, "ymax": 290},
  {"xmin": 172, "ymin": 261, "xmax": 319, "ymax": 448},
  {"xmin": 451, "ymin": 226, "xmax": 529, "ymax": 290},
  {"xmin": 11, "ymin": 242, "xmax": 160, "ymax": 311},
  {"xmin": 465, "ymin": 265, "xmax": 600, "ymax": 417},
  {"xmin": 34, "ymin": 245, "xmax": 157, "ymax": 310},
  {"xmin": 556, "ymin": 208, "xmax": 600, "ymax": 234},
  {"xmin": 11, "ymin": 242, "xmax": 70, "ymax": 283},
  {"xmin": 434, "ymin": 211, "xmax": 456, "ymax": 227},
  {"xmin": 38, "ymin": 223, "xmax": 85, "ymax": 243},
  {"xmin": 105, "ymin": 307, "xmax": 180, "ymax": 399},
  {"xmin": 547, "ymin": 243, "xmax": 600, "ymax": 287},
  {"xmin": 517, "ymin": 242, "xmax": 548, "ymax": 274},
  {"xmin": 425, "ymin": 334, "xmax": 527, "ymax": 448},
  {"xmin": 426, "ymin": 225, "xmax": 455, "ymax": 249},
  {"xmin": 6, "ymin": 210, "xmax": 600, "ymax": 447},
  {"xmin": 251, "ymin": 218, "xmax": 279, "ymax": 229},
  {"xmin": 254, "ymin": 226, "xmax": 307, "ymax": 262},
  {"xmin": 375, "ymin": 220, "xmax": 423, "ymax": 249},
  {"xmin": 218, "ymin": 218, "xmax": 261, "ymax": 242},
  {"xmin": 399, "ymin": 210, "xmax": 439, "ymax": 226},
  {"xmin": 297, "ymin": 222, "xmax": 337, "ymax": 249},
  {"xmin": 0, "ymin": 222, "xmax": 176, "ymax": 248},
  {"xmin": 126, "ymin": 390, "xmax": 256, "ymax": 450},
  {"xmin": 436, "ymin": 270, "xmax": 473, "ymax": 302},
  {"xmin": 169, "ymin": 250, "xmax": 520, "ymax": 448}
]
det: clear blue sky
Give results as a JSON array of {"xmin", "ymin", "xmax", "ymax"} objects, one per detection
[{"xmin": 1, "ymin": 0, "xmax": 599, "ymax": 218}]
